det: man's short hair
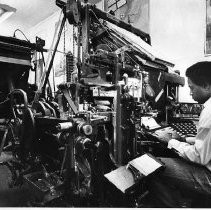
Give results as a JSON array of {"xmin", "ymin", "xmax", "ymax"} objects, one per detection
[{"xmin": 186, "ymin": 61, "xmax": 211, "ymax": 87}]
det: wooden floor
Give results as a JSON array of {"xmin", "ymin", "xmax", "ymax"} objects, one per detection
[{"xmin": 0, "ymin": 165, "xmax": 31, "ymax": 207}]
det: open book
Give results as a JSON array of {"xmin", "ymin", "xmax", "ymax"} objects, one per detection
[
  {"xmin": 104, "ymin": 154, "xmax": 164, "ymax": 193},
  {"xmin": 127, "ymin": 154, "xmax": 164, "ymax": 180}
]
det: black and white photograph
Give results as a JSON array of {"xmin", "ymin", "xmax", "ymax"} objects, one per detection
[{"xmin": 0, "ymin": 0, "xmax": 210, "ymax": 208}]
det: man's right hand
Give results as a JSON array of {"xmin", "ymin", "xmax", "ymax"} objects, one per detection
[
  {"xmin": 186, "ymin": 136, "xmax": 195, "ymax": 144},
  {"xmin": 171, "ymin": 132, "xmax": 186, "ymax": 142}
]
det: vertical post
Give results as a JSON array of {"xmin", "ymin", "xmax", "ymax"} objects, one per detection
[
  {"xmin": 81, "ymin": 4, "xmax": 90, "ymax": 76},
  {"xmin": 64, "ymin": 132, "xmax": 78, "ymax": 197},
  {"xmin": 0, "ymin": 127, "xmax": 8, "ymax": 157},
  {"xmin": 42, "ymin": 15, "xmax": 66, "ymax": 93}
]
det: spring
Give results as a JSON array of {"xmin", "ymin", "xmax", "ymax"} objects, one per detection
[{"xmin": 66, "ymin": 51, "xmax": 74, "ymax": 82}]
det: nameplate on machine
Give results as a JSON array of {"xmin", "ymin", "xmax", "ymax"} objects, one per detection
[{"xmin": 92, "ymin": 88, "xmax": 116, "ymax": 97}]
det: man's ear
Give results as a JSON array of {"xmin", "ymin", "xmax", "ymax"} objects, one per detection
[{"xmin": 204, "ymin": 83, "xmax": 211, "ymax": 92}]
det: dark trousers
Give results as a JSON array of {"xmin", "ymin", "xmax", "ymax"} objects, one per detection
[{"xmin": 147, "ymin": 157, "xmax": 211, "ymax": 207}]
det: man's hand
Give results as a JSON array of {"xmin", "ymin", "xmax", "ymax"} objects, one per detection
[
  {"xmin": 186, "ymin": 136, "xmax": 195, "ymax": 144},
  {"xmin": 153, "ymin": 130, "xmax": 186, "ymax": 144},
  {"xmin": 171, "ymin": 132, "xmax": 186, "ymax": 142},
  {"xmin": 153, "ymin": 131, "xmax": 173, "ymax": 144}
]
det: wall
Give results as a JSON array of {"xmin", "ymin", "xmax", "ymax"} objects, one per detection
[
  {"xmin": 114, "ymin": 0, "xmax": 149, "ymax": 34},
  {"xmin": 0, "ymin": 19, "xmax": 29, "ymax": 37},
  {"xmin": 150, "ymin": 0, "xmax": 211, "ymax": 102}
]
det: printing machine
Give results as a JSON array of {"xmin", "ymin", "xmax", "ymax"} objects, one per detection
[{"xmin": 0, "ymin": 0, "xmax": 186, "ymax": 207}]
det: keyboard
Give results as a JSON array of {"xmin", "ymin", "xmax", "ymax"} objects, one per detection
[
  {"xmin": 149, "ymin": 126, "xmax": 184, "ymax": 144},
  {"xmin": 149, "ymin": 120, "xmax": 197, "ymax": 144},
  {"xmin": 169, "ymin": 121, "xmax": 197, "ymax": 137}
]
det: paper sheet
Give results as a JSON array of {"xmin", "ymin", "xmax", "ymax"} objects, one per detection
[
  {"xmin": 104, "ymin": 166, "xmax": 135, "ymax": 193},
  {"xmin": 141, "ymin": 117, "xmax": 161, "ymax": 130},
  {"xmin": 129, "ymin": 154, "xmax": 162, "ymax": 176}
]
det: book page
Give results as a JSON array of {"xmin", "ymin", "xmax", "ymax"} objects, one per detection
[
  {"xmin": 129, "ymin": 154, "xmax": 162, "ymax": 176},
  {"xmin": 104, "ymin": 166, "xmax": 135, "ymax": 193}
]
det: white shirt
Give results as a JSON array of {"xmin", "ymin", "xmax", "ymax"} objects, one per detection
[{"xmin": 168, "ymin": 97, "xmax": 211, "ymax": 171}]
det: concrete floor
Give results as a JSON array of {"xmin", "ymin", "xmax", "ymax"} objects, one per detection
[{"xmin": 0, "ymin": 165, "xmax": 30, "ymax": 207}]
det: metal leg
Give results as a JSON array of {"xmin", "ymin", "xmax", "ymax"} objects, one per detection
[{"xmin": 0, "ymin": 127, "xmax": 8, "ymax": 156}]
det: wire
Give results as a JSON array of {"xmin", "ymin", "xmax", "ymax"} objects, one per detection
[
  {"xmin": 0, "ymin": 98, "xmax": 9, "ymax": 106},
  {"xmin": 13, "ymin": 29, "xmax": 30, "ymax": 42}
]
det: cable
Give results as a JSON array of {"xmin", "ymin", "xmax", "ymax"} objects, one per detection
[
  {"xmin": 0, "ymin": 98, "xmax": 9, "ymax": 105},
  {"xmin": 13, "ymin": 29, "xmax": 30, "ymax": 42}
]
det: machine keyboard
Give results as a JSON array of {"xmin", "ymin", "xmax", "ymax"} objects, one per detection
[
  {"xmin": 148, "ymin": 120, "xmax": 197, "ymax": 145},
  {"xmin": 169, "ymin": 121, "xmax": 197, "ymax": 137}
]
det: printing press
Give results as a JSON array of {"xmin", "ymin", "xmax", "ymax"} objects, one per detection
[{"xmin": 0, "ymin": 0, "xmax": 189, "ymax": 207}]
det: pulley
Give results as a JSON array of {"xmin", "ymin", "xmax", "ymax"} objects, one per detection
[{"xmin": 77, "ymin": 121, "xmax": 93, "ymax": 136}]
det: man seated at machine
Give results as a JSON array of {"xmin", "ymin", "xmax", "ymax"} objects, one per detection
[{"xmin": 144, "ymin": 61, "xmax": 211, "ymax": 207}]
